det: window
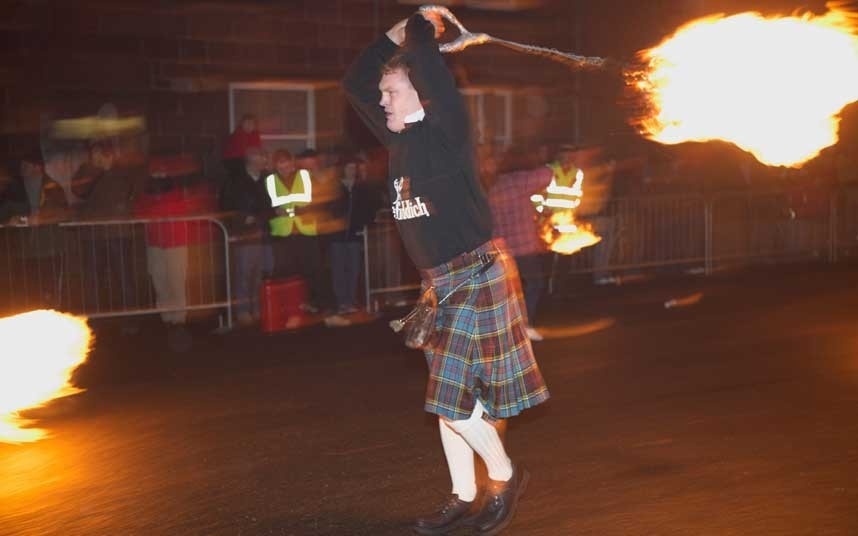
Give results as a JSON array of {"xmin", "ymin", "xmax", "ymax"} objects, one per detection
[
  {"xmin": 461, "ymin": 88, "xmax": 513, "ymax": 146},
  {"xmin": 228, "ymin": 81, "xmax": 342, "ymax": 155}
]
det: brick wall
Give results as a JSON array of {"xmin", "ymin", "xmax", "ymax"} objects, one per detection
[{"xmin": 0, "ymin": 0, "xmax": 628, "ymax": 175}]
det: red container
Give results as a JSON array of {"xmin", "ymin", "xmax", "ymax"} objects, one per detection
[{"xmin": 260, "ymin": 277, "xmax": 308, "ymax": 333}]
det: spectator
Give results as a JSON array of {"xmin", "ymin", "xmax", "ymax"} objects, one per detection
[
  {"xmin": 221, "ymin": 146, "xmax": 273, "ymax": 326},
  {"xmin": 71, "ymin": 140, "xmax": 147, "ymax": 315},
  {"xmin": 19, "ymin": 152, "xmax": 69, "ymax": 222},
  {"xmin": 267, "ymin": 148, "xmax": 336, "ymax": 313},
  {"xmin": 324, "ymin": 154, "xmax": 380, "ymax": 327},
  {"xmin": 267, "ymin": 148, "xmax": 298, "ymax": 282},
  {"xmin": 134, "ymin": 155, "xmax": 211, "ymax": 330},
  {"xmin": 72, "ymin": 140, "xmax": 146, "ymax": 220},
  {"xmin": 223, "ymin": 114, "xmax": 262, "ymax": 181},
  {"xmin": 488, "ymin": 146, "xmax": 554, "ymax": 341},
  {"xmin": 13, "ymin": 152, "xmax": 70, "ymax": 309}
]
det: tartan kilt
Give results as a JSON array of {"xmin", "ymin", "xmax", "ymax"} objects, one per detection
[{"xmin": 421, "ymin": 239, "xmax": 550, "ymax": 421}]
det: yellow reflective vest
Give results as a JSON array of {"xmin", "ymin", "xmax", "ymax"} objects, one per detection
[
  {"xmin": 266, "ymin": 169, "xmax": 318, "ymax": 237},
  {"xmin": 530, "ymin": 162, "xmax": 584, "ymax": 213}
]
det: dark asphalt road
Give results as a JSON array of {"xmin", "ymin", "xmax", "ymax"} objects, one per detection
[{"xmin": 2, "ymin": 265, "xmax": 857, "ymax": 536}]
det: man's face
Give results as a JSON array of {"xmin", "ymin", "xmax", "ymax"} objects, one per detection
[
  {"xmin": 379, "ymin": 68, "xmax": 421, "ymax": 133},
  {"xmin": 275, "ymin": 157, "xmax": 295, "ymax": 178},
  {"xmin": 241, "ymin": 117, "xmax": 256, "ymax": 133},
  {"xmin": 246, "ymin": 149, "xmax": 268, "ymax": 171},
  {"xmin": 557, "ymin": 150, "xmax": 576, "ymax": 170},
  {"xmin": 20, "ymin": 161, "xmax": 42, "ymax": 182},
  {"xmin": 91, "ymin": 147, "xmax": 115, "ymax": 171}
]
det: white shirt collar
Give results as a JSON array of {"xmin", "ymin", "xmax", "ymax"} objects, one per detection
[{"xmin": 404, "ymin": 108, "xmax": 425, "ymax": 124}]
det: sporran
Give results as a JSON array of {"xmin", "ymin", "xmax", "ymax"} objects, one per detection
[{"xmin": 389, "ymin": 252, "xmax": 497, "ymax": 350}]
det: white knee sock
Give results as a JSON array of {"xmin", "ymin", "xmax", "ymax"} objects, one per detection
[
  {"xmin": 445, "ymin": 400, "xmax": 513, "ymax": 482},
  {"xmin": 439, "ymin": 418, "xmax": 477, "ymax": 502}
]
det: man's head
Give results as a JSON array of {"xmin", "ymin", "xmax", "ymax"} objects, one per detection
[
  {"xmin": 240, "ymin": 114, "xmax": 257, "ymax": 133},
  {"xmin": 338, "ymin": 154, "xmax": 364, "ymax": 187},
  {"xmin": 245, "ymin": 146, "xmax": 268, "ymax": 174},
  {"xmin": 379, "ymin": 55, "xmax": 422, "ymax": 133},
  {"xmin": 19, "ymin": 153, "xmax": 44, "ymax": 183},
  {"xmin": 89, "ymin": 141, "xmax": 116, "ymax": 171},
  {"xmin": 296, "ymin": 149, "xmax": 320, "ymax": 174},
  {"xmin": 272, "ymin": 149, "xmax": 295, "ymax": 178}
]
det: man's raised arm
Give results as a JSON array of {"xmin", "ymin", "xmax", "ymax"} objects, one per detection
[
  {"xmin": 342, "ymin": 31, "xmax": 399, "ymax": 145},
  {"xmin": 402, "ymin": 14, "xmax": 471, "ymax": 152}
]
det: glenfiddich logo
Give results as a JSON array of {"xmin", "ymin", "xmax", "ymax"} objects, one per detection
[{"xmin": 392, "ymin": 176, "xmax": 430, "ymax": 221}]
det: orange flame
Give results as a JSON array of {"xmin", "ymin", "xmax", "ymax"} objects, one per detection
[
  {"xmin": 628, "ymin": 4, "xmax": 858, "ymax": 167},
  {"xmin": 0, "ymin": 310, "xmax": 92, "ymax": 444},
  {"xmin": 540, "ymin": 211, "xmax": 601, "ymax": 255}
]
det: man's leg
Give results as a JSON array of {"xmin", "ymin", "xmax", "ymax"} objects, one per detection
[
  {"xmin": 246, "ymin": 243, "xmax": 266, "ymax": 320},
  {"xmin": 164, "ymin": 245, "xmax": 188, "ymax": 324},
  {"xmin": 439, "ymin": 419, "xmax": 477, "ymax": 502},
  {"xmin": 344, "ymin": 240, "xmax": 363, "ymax": 310},
  {"xmin": 234, "ymin": 244, "xmax": 259, "ymax": 324},
  {"xmin": 445, "ymin": 401, "xmax": 529, "ymax": 535},
  {"xmin": 147, "ymin": 245, "xmax": 169, "ymax": 321},
  {"xmin": 444, "ymin": 401, "xmax": 512, "ymax": 483},
  {"xmin": 514, "ymin": 255, "xmax": 545, "ymax": 325},
  {"xmin": 329, "ymin": 241, "xmax": 348, "ymax": 311},
  {"xmin": 299, "ymin": 235, "xmax": 326, "ymax": 312},
  {"xmin": 272, "ymin": 237, "xmax": 291, "ymax": 279},
  {"xmin": 255, "ymin": 243, "xmax": 274, "ymax": 320},
  {"xmin": 516, "ymin": 254, "xmax": 546, "ymax": 342},
  {"xmin": 413, "ymin": 407, "xmax": 485, "ymax": 535}
]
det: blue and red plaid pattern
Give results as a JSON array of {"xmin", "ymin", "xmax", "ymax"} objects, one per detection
[{"xmin": 420, "ymin": 240, "xmax": 550, "ymax": 420}]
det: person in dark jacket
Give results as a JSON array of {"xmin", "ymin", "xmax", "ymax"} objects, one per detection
[
  {"xmin": 343, "ymin": 12, "xmax": 549, "ymax": 535},
  {"xmin": 9, "ymin": 153, "xmax": 70, "ymax": 309},
  {"xmin": 220, "ymin": 146, "xmax": 273, "ymax": 326},
  {"xmin": 18, "ymin": 152, "xmax": 69, "ymax": 222},
  {"xmin": 71, "ymin": 141, "xmax": 146, "ymax": 314},
  {"xmin": 323, "ymin": 154, "xmax": 380, "ymax": 326}
]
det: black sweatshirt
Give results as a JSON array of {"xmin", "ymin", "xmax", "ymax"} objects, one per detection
[{"xmin": 343, "ymin": 14, "xmax": 492, "ymax": 269}]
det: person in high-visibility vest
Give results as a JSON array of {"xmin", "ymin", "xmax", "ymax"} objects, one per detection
[
  {"xmin": 266, "ymin": 149, "xmax": 331, "ymax": 313},
  {"xmin": 534, "ymin": 143, "xmax": 618, "ymax": 286},
  {"xmin": 530, "ymin": 143, "xmax": 584, "ymax": 215},
  {"xmin": 267, "ymin": 161, "xmax": 316, "ymax": 237}
]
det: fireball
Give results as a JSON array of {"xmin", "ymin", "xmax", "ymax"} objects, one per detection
[
  {"xmin": 0, "ymin": 310, "xmax": 92, "ymax": 444},
  {"xmin": 628, "ymin": 4, "xmax": 858, "ymax": 167}
]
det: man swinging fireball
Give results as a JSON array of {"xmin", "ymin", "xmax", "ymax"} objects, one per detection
[{"xmin": 344, "ymin": 11, "xmax": 550, "ymax": 536}]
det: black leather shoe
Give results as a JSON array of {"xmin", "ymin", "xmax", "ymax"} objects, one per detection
[
  {"xmin": 413, "ymin": 494, "xmax": 477, "ymax": 535},
  {"xmin": 472, "ymin": 464, "xmax": 530, "ymax": 535}
]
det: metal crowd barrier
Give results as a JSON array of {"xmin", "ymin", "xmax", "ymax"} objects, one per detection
[
  {"xmin": 707, "ymin": 191, "xmax": 833, "ymax": 267},
  {"xmin": 363, "ymin": 215, "xmax": 421, "ymax": 313},
  {"xmin": 5, "ymin": 189, "xmax": 851, "ymax": 321},
  {"xmin": 362, "ymin": 186, "xmax": 858, "ymax": 308},
  {"xmin": 552, "ymin": 194, "xmax": 708, "ymax": 276},
  {"xmin": 0, "ymin": 216, "xmax": 232, "ymax": 328}
]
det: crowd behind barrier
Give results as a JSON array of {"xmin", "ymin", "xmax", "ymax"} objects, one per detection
[{"xmin": 2, "ymin": 185, "xmax": 857, "ymax": 323}]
